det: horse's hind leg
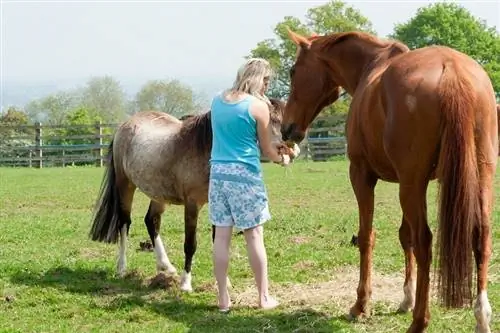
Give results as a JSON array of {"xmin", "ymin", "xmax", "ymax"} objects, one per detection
[
  {"xmin": 348, "ymin": 161, "xmax": 378, "ymax": 320},
  {"xmin": 399, "ymin": 177, "xmax": 432, "ymax": 333},
  {"xmin": 116, "ymin": 182, "xmax": 136, "ymax": 277},
  {"xmin": 180, "ymin": 200, "xmax": 200, "ymax": 292},
  {"xmin": 398, "ymin": 217, "xmax": 416, "ymax": 313},
  {"xmin": 472, "ymin": 160, "xmax": 495, "ymax": 333},
  {"xmin": 144, "ymin": 201, "xmax": 177, "ymax": 274}
]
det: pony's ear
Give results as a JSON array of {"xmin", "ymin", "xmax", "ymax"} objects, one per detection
[{"xmin": 286, "ymin": 26, "xmax": 312, "ymax": 50}]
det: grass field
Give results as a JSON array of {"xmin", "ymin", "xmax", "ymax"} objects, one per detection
[{"xmin": 0, "ymin": 160, "xmax": 499, "ymax": 333}]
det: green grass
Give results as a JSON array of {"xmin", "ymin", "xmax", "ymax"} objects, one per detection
[{"xmin": 0, "ymin": 160, "xmax": 498, "ymax": 333}]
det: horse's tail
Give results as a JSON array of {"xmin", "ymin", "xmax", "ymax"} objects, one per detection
[
  {"xmin": 435, "ymin": 61, "xmax": 480, "ymax": 308},
  {"xmin": 89, "ymin": 139, "xmax": 123, "ymax": 244}
]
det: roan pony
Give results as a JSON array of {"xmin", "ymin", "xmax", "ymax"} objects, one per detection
[
  {"xmin": 89, "ymin": 98, "xmax": 289, "ymax": 292},
  {"xmin": 281, "ymin": 28, "xmax": 497, "ymax": 333}
]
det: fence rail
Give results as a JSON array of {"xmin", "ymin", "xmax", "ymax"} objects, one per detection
[{"xmin": 0, "ymin": 115, "xmax": 347, "ymax": 167}]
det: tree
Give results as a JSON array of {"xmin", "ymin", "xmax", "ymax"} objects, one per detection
[
  {"xmin": 134, "ymin": 79, "xmax": 207, "ymax": 118},
  {"xmin": 60, "ymin": 107, "xmax": 103, "ymax": 145},
  {"xmin": 0, "ymin": 107, "xmax": 32, "ymax": 160},
  {"xmin": 390, "ymin": 2, "xmax": 500, "ymax": 94},
  {"xmin": 81, "ymin": 76, "xmax": 127, "ymax": 123},
  {"xmin": 24, "ymin": 91, "xmax": 80, "ymax": 125},
  {"xmin": 247, "ymin": 0, "xmax": 374, "ymax": 115}
]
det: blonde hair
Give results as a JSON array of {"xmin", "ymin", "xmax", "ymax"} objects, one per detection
[{"xmin": 225, "ymin": 58, "xmax": 273, "ymax": 105}]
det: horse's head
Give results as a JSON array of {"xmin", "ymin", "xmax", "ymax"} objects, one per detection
[{"xmin": 281, "ymin": 28, "xmax": 343, "ymax": 144}]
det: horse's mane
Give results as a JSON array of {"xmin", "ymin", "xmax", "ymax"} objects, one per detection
[
  {"xmin": 178, "ymin": 98, "xmax": 285, "ymax": 155},
  {"xmin": 315, "ymin": 31, "xmax": 409, "ymax": 55},
  {"xmin": 179, "ymin": 111, "xmax": 212, "ymax": 155}
]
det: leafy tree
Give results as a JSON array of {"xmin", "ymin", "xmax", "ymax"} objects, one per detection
[
  {"xmin": 0, "ymin": 107, "xmax": 32, "ymax": 161},
  {"xmin": 390, "ymin": 2, "xmax": 500, "ymax": 94},
  {"xmin": 81, "ymin": 76, "xmax": 127, "ymax": 123},
  {"xmin": 24, "ymin": 91, "xmax": 80, "ymax": 125},
  {"xmin": 60, "ymin": 107, "xmax": 103, "ymax": 145},
  {"xmin": 134, "ymin": 79, "xmax": 207, "ymax": 118},
  {"xmin": 248, "ymin": 0, "xmax": 374, "ymax": 115}
]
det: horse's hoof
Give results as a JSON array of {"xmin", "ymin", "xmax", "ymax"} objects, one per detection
[
  {"xmin": 157, "ymin": 263, "xmax": 177, "ymax": 275},
  {"xmin": 347, "ymin": 304, "xmax": 369, "ymax": 322},
  {"xmin": 397, "ymin": 302, "xmax": 414, "ymax": 314},
  {"xmin": 180, "ymin": 271, "xmax": 192, "ymax": 292},
  {"xmin": 345, "ymin": 313, "xmax": 358, "ymax": 322}
]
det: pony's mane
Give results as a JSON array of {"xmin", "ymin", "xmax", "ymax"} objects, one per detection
[
  {"xmin": 269, "ymin": 98, "xmax": 285, "ymax": 135},
  {"xmin": 179, "ymin": 111, "xmax": 212, "ymax": 155},
  {"xmin": 178, "ymin": 98, "xmax": 285, "ymax": 155}
]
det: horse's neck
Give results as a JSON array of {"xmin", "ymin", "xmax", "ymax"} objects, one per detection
[{"xmin": 324, "ymin": 40, "xmax": 390, "ymax": 95}]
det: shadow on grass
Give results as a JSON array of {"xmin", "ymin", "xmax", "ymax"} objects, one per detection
[
  {"xmin": 148, "ymin": 299, "xmax": 348, "ymax": 333},
  {"xmin": 7, "ymin": 266, "xmax": 384, "ymax": 332},
  {"xmin": 9, "ymin": 266, "xmax": 147, "ymax": 296}
]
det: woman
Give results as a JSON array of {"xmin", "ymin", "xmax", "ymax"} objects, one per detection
[{"xmin": 209, "ymin": 58, "xmax": 289, "ymax": 312}]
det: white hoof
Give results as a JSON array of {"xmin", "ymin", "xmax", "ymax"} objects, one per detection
[
  {"xmin": 157, "ymin": 262, "xmax": 177, "ymax": 275},
  {"xmin": 474, "ymin": 291, "xmax": 492, "ymax": 333},
  {"xmin": 397, "ymin": 280, "xmax": 415, "ymax": 313},
  {"xmin": 117, "ymin": 260, "xmax": 127, "ymax": 278},
  {"xmin": 180, "ymin": 271, "xmax": 193, "ymax": 292}
]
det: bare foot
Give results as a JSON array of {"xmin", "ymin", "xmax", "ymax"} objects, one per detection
[
  {"xmin": 259, "ymin": 295, "xmax": 279, "ymax": 310},
  {"xmin": 218, "ymin": 289, "xmax": 231, "ymax": 312}
]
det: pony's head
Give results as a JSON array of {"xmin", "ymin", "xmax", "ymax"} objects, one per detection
[
  {"xmin": 281, "ymin": 28, "xmax": 342, "ymax": 144},
  {"xmin": 269, "ymin": 97, "xmax": 300, "ymax": 160}
]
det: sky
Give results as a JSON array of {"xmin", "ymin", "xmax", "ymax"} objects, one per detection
[{"xmin": 1, "ymin": 0, "xmax": 499, "ymax": 95}]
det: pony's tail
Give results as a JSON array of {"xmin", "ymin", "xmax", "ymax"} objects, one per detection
[
  {"xmin": 435, "ymin": 62, "xmax": 480, "ymax": 308},
  {"xmin": 89, "ymin": 139, "xmax": 122, "ymax": 244}
]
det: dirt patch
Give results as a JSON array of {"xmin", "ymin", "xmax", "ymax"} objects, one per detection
[
  {"xmin": 147, "ymin": 272, "xmax": 180, "ymax": 290},
  {"xmin": 79, "ymin": 248, "xmax": 104, "ymax": 260},
  {"xmin": 293, "ymin": 260, "xmax": 315, "ymax": 270},
  {"xmin": 232, "ymin": 266, "xmax": 439, "ymax": 310},
  {"xmin": 290, "ymin": 236, "xmax": 311, "ymax": 245}
]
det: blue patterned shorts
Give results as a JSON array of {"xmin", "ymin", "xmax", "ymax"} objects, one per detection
[{"xmin": 209, "ymin": 162, "xmax": 271, "ymax": 230}]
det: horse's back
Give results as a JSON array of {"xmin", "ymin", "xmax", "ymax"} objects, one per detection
[
  {"xmin": 112, "ymin": 111, "xmax": 183, "ymax": 202},
  {"xmin": 349, "ymin": 44, "xmax": 496, "ymax": 181},
  {"xmin": 380, "ymin": 45, "xmax": 496, "ymax": 174}
]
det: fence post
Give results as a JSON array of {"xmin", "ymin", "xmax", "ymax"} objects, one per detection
[
  {"xmin": 34, "ymin": 122, "xmax": 43, "ymax": 168},
  {"xmin": 95, "ymin": 121, "xmax": 103, "ymax": 167}
]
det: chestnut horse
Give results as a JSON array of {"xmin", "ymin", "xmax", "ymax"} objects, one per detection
[
  {"xmin": 281, "ymin": 29, "xmax": 497, "ymax": 333},
  {"xmin": 89, "ymin": 98, "xmax": 288, "ymax": 292}
]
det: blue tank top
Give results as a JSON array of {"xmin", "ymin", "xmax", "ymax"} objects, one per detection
[{"xmin": 210, "ymin": 93, "xmax": 261, "ymax": 173}]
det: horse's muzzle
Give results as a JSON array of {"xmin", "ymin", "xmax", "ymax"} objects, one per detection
[{"xmin": 281, "ymin": 123, "xmax": 306, "ymax": 144}]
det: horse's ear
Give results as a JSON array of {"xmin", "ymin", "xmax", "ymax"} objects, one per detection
[{"xmin": 286, "ymin": 26, "xmax": 312, "ymax": 50}]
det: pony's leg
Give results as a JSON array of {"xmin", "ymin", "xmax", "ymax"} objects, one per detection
[
  {"xmin": 348, "ymin": 162, "xmax": 378, "ymax": 319},
  {"xmin": 116, "ymin": 183, "xmax": 136, "ymax": 277},
  {"xmin": 398, "ymin": 217, "xmax": 416, "ymax": 313},
  {"xmin": 144, "ymin": 201, "xmax": 177, "ymax": 274},
  {"xmin": 399, "ymin": 179, "xmax": 432, "ymax": 333},
  {"xmin": 472, "ymin": 161, "xmax": 494, "ymax": 333},
  {"xmin": 180, "ymin": 200, "xmax": 199, "ymax": 292}
]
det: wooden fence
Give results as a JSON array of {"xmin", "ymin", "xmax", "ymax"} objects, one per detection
[{"xmin": 0, "ymin": 115, "xmax": 347, "ymax": 167}]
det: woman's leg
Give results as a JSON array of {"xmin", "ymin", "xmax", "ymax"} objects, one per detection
[
  {"xmin": 213, "ymin": 226, "xmax": 233, "ymax": 310},
  {"xmin": 244, "ymin": 225, "xmax": 279, "ymax": 309}
]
